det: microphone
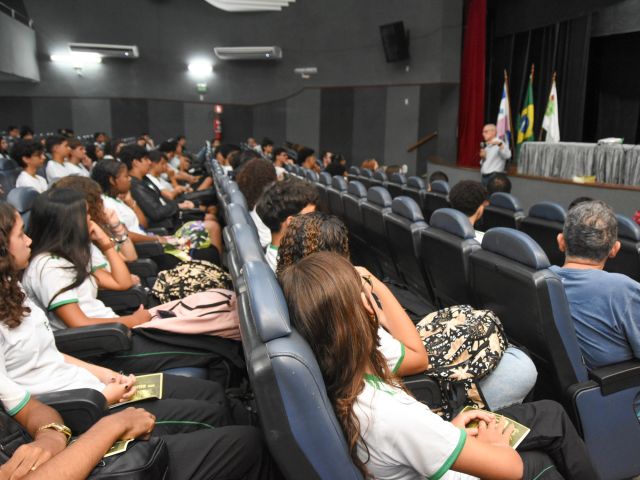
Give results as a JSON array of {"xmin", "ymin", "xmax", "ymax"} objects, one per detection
[{"xmin": 480, "ymin": 141, "xmax": 487, "ymax": 149}]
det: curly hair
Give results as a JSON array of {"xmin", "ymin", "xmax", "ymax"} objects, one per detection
[
  {"xmin": 0, "ymin": 202, "xmax": 30, "ymax": 328},
  {"xmin": 52, "ymin": 176, "xmax": 109, "ymax": 226},
  {"xmin": 276, "ymin": 212, "xmax": 350, "ymax": 278},
  {"xmin": 235, "ymin": 158, "xmax": 277, "ymax": 210},
  {"xmin": 449, "ymin": 180, "xmax": 488, "ymax": 216}
]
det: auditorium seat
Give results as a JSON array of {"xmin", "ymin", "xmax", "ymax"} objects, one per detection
[
  {"xmin": 327, "ymin": 175, "xmax": 347, "ymax": 218},
  {"xmin": 604, "ymin": 214, "xmax": 640, "ymax": 282},
  {"xmin": 342, "ymin": 180, "xmax": 380, "ymax": 276},
  {"xmin": 226, "ymin": 223, "xmax": 265, "ymax": 285},
  {"xmin": 423, "ymin": 180, "xmax": 451, "ymax": 222},
  {"xmin": 361, "ymin": 186, "xmax": 400, "ymax": 282},
  {"xmin": 357, "ymin": 168, "xmax": 374, "ymax": 190},
  {"xmin": 305, "ymin": 169, "xmax": 319, "ymax": 183},
  {"xmin": 238, "ymin": 261, "xmax": 363, "ymax": 479},
  {"xmin": 316, "ymin": 172, "xmax": 332, "ymax": 211},
  {"xmin": 7, "ymin": 186, "xmax": 39, "ymax": 229},
  {"xmin": 346, "ymin": 165, "xmax": 360, "ymax": 183},
  {"xmin": 401, "ymin": 176, "xmax": 427, "ymax": 215},
  {"xmin": 518, "ymin": 201, "xmax": 567, "ymax": 266},
  {"xmin": 370, "ymin": 170, "xmax": 388, "ymax": 189},
  {"xmin": 478, "ymin": 192, "xmax": 524, "ymax": 231},
  {"xmin": 470, "ymin": 228, "xmax": 640, "ymax": 480},
  {"xmin": 419, "ymin": 208, "xmax": 480, "ymax": 308},
  {"xmin": 384, "ymin": 196, "xmax": 432, "ymax": 303},
  {"xmin": 387, "ymin": 173, "xmax": 406, "ymax": 198}
]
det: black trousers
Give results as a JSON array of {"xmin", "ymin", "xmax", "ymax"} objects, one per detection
[
  {"xmin": 110, "ymin": 374, "xmax": 233, "ymax": 435},
  {"xmin": 498, "ymin": 400, "xmax": 600, "ymax": 480}
]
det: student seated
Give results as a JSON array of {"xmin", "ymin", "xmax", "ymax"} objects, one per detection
[
  {"xmin": 215, "ymin": 144, "xmax": 240, "ymax": 175},
  {"xmin": 44, "ymin": 135, "xmax": 72, "ymax": 186},
  {"xmin": 19, "ymin": 191, "xmax": 233, "ymax": 377},
  {"xmin": 551, "ymin": 200, "xmax": 640, "ymax": 370},
  {"xmin": 280, "ymin": 252, "xmax": 598, "ymax": 480},
  {"xmin": 235, "ymin": 158, "xmax": 277, "ymax": 248},
  {"xmin": 360, "ymin": 158, "xmax": 379, "ymax": 172},
  {"xmin": 255, "ymin": 177, "xmax": 319, "ymax": 271},
  {"xmin": 276, "ymin": 212, "xmax": 537, "ymax": 412},
  {"xmin": 295, "ymin": 147, "xmax": 319, "ymax": 172},
  {"xmin": 271, "ymin": 147, "xmax": 290, "ymax": 180},
  {"xmin": 64, "ymin": 139, "xmax": 91, "ymax": 177},
  {"xmin": 0, "ymin": 202, "xmax": 275, "ymax": 480},
  {"xmin": 486, "ymin": 172, "xmax": 512, "ymax": 194},
  {"xmin": 146, "ymin": 150, "xmax": 190, "ymax": 201},
  {"xmin": 428, "ymin": 170, "xmax": 449, "ymax": 190},
  {"xmin": 12, "ymin": 140, "xmax": 48, "ymax": 193},
  {"xmin": 449, "ymin": 180, "xmax": 489, "ymax": 242}
]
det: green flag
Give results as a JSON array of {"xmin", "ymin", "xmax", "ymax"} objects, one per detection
[{"xmin": 516, "ymin": 73, "xmax": 535, "ymax": 155}]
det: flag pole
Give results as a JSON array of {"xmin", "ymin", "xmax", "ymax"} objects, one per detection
[{"xmin": 504, "ymin": 69, "xmax": 515, "ymax": 158}]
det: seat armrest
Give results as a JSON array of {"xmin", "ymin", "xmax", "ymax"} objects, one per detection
[
  {"xmin": 588, "ymin": 360, "xmax": 640, "ymax": 395},
  {"xmin": 402, "ymin": 374, "xmax": 442, "ymax": 408},
  {"xmin": 134, "ymin": 241, "xmax": 164, "ymax": 258},
  {"xmin": 127, "ymin": 258, "xmax": 158, "ymax": 278},
  {"xmin": 146, "ymin": 227, "xmax": 168, "ymax": 235},
  {"xmin": 179, "ymin": 208, "xmax": 205, "ymax": 222},
  {"xmin": 36, "ymin": 388, "xmax": 108, "ymax": 434},
  {"xmin": 98, "ymin": 286, "xmax": 149, "ymax": 314},
  {"xmin": 54, "ymin": 323, "xmax": 132, "ymax": 358},
  {"xmin": 183, "ymin": 190, "xmax": 216, "ymax": 205}
]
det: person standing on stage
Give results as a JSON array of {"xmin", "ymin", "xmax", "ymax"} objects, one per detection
[{"xmin": 479, "ymin": 123, "xmax": 511, "ymax": 187}]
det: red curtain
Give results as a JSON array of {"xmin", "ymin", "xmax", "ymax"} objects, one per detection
[{"xmin": 457, "ymin": 0, "xmax": 487, "ymax": 167}]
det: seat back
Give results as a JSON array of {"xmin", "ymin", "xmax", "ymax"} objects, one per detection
[
  {"xmin": 384, "ymin": 196, "xmax": 431, "ymax": 301},
  {"xmin": 0, "ymin": 158, "xmax": 19, "ymax": 171},
  {"xmin": 7, "ymin": 187, "xmax": 39, "ymax": 229},
  {"xmin": 470, "ymin": 228, "xmax": 587, "ymax": 399},
  {"xmin": 420, "ymin": 208, "xmax": 480, "ymax": 307},
  {"xmin": 361, "ymin": 187, "xmax": 399, "ymax": 281},
  {"xmin": 305, "ymin": 169, "xmax": 319, "ymax": 183},
  {"xmin": 423, "ymin": 189, "xmax": 451, "ymax": 223},
  {"xmin": 368, "ymin": 170, "xmax": 388, "ymax": 189},
  {"xmin": 430, "ymin": 180, "xmax": 450, "ymax": 195},
  {"xmin": 239, "ymin": 261, "xmax": 362, "ymax": 480},
  {"xmin": 357, "ymin": 168, "xmax": 374, "ymax": 189},
  {"xmin": 343, "ymin": 181, "xmax": 379, "ymax": 273},
  {"xmin": 605, "ymin": 214, "xmax": 640, "ymax": 282},
  {"xmin": 519, "ymin": 202, "xmax": 566, "ymax": 266},
  {"xmin": 346, "ymin": 166, "xmax": 360, "ymax": 183},
  {"xmin": 401, "ymin": 176, "xmax": 426, "ymax": 215},
  {"xmin": 316, "ymin": 172, "xmax": 332, "ymax": 211},
  {"xmin": 327, "ymin": 175, "xmax": 347, "ymax": 217},
  {"xmin": 0, "ymin": 169, "xmax": 20, "ymax": 197},
  {"xmin": 479, "ymin": 192, "xmax": 524, "ymax": 231},
  {"xmin": 387, "ymin": 173, "xmax": 406, "ymax": 198}
]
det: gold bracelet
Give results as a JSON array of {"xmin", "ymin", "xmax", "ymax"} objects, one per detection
[{"xmin": 37, "ymin": 423, "xmax": 72, "ymax": 444}]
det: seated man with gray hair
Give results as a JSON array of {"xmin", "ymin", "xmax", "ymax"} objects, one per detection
[{"xmin": 550, "ymin": 200, "xmax": 640, "ymax": 370}]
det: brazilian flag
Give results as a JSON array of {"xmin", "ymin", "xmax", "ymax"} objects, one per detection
[{"xmin": 516, "ymin": 75, "xmax": 534, "ymax": 154}]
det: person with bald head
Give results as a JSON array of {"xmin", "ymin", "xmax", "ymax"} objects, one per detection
[{"xmin": 479, "ymin": 123, "xmax": 511, "ymax": 186}]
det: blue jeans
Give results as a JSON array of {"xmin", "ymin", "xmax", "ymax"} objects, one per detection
[{"xmin": 479, "ymin": 345, "xmax": 538, "ymax": 411}]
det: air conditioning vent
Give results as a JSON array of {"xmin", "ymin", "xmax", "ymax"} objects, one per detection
[
  {"xmin": 68, "ymin": 43, "xmax": 139, "ymax": 58},
  {"xmin": 214, "ymin": 46, "xmax": 282, "ymax": 61}
]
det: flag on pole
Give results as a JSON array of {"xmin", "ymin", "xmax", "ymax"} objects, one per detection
[
  {"xmin": 517, "ymin": 66, "xmax": 535, "ymax": 150},
  {"xmin": 496, "ymin": 76, "xmax": 512, "ymax": 146},
  {"xmin": 542, "ymin": 74, "xmax": 560, "ymax": 142}
]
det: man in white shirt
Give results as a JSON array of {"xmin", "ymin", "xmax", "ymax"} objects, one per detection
[
  {"xmin": 479, "ymin": 123, "xmax": 511, "ymax": 186},
  {"xmin": 255, "ymin": 177, "xmax": 319, "ymax": 271},
  {"xmin": 449, "ymin": 180, "xmax": 489, "ymax": 243},
  {"xmin": 12, "ymin": 140, "xmax": 48, "ymax": 193},
  {"xmin": 272, "ymin": 147, "xmax": 289, "ymax": 180},
  {"xmin": 44, "ymin": 135, "xmax": 72, "ymax": 186},
  {"xmin": 64, "ymin": 139, "xmax": 91, "ymax": 177}
]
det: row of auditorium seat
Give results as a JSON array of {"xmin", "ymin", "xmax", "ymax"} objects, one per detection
[{"xmin": 218, "ymin": 159, "xmax": 640, "ymax": 480}]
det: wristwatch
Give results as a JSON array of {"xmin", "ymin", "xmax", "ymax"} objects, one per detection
[{"xmin": 37, "ymin": 423, "xmax": 72, "ymax": 444}]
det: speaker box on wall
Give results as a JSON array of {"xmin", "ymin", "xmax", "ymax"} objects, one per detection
[{"xmin": 380, "ymin": 21, "xmax": 409, "ymax": 63}]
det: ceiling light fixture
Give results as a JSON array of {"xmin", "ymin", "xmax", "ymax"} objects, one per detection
[
  {"xmin": 188, "ymin": 61, "xmax": 213, "ymax": 76},
  {"xmin": 51, "ymin": 52, "xmax": 102, "ymax": 67}
]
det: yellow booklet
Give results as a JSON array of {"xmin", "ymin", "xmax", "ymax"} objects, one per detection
[
  {"xmin": 109, "ymin": 373, "xmax": 164, "ymax": 408},
  {"xmin": 460, "ymin": 406, "xmax": 531, "ymax": 449},
  {"xmin": 104, "ymin": 439, "xmax": 135, "ymax": 458}
]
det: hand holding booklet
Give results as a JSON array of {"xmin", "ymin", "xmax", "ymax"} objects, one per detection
[
  {"xmin": 110, "ymin": 373, "xmax": 164, "ymax": 408},
  {"xmin": 461, "ymin": 406, "xmax": 530, "ymax": 449}
]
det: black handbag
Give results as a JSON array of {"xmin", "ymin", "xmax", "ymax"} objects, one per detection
[{"xmin": 0, "ymin": 409, "xmax": 169, "ymax": 479}]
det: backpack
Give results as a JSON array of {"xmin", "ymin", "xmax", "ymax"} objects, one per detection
[
  {"xmin": 416, "ymin": 305, "xmax": 508, "ymax": 419},
  {"xmin": 151, "ymin": 259, "xmax": 233, "ymax": 304}
]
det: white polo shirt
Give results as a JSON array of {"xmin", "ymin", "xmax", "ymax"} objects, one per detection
[
  {"xmin": 22, "ymin": 249, "xmax": 117, "ymax": 331},
  {"xmin": 102, "ymin": 195, "xmax": 145, "ymax": 235},
  {"xmin": 0, "ymin": 295, "xmax": 105, "ymax": 403},
  {"xmin": 64, "ymin": 162, "xmax": 90, "ymax": 177},
  {"xmin": 265, "ymin": 244, "xmax": 278, "ymax": 272},
  {"xmin": 15, "ymin": 171, "xmax": 48, "ymax": 193},
  {"xmin": 45, "ymin": 160, "xmax": 73, "ymax": 186},
  {"xmin": 355, "ymin": 376, "xmax": 477, "ymax": 480},
  {"xmin": 250, "ymin": 208, "xmax": 272, "ymax": 249}
]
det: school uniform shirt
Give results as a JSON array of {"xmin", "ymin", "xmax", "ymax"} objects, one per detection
[
  {"xmin": 265, "ymin": 244, "xmax": 278, "ymax": 272},
  {"xmin": 250, "ymin": 208, "xmax": 272, "ymax": 249},
  {"xmin": 64, "ymin": 161, "xmax": 90, "ymax": 177},
  {"xmin": 146, "ymin": 173, "xmax": 175, "ymax": 192},
  {"xmin": 0, "ymin": 295, "xmax": 105, "ymax": 402},
  {"xmin": 45, "ymin": 160, "xmax": 73, "ymax": 186},
  {"xmin": 15, "ymin": 171, "xmax": 48, "ymax": 193},
  {"xmin": 355, "ymin": 375, "xmax": 477, "ymax": 480},
  {"xmin": 377, "ymin": 327, "xmax": 405, "ymax": 373},
  {"xmin": 102, "ymin": 194, "xmax": 145, "ymax": 235},
  {"xmin": 275, "ymin": 166, "xmax": 286, "ymax": 180},
  {"xmin": 22, "ymin": 248, "xmax": 117, "ymax": 331}
]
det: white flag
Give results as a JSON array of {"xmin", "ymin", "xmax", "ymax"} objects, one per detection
[
  {"xmin": 542, "ymin": 79, "xmax": 560, "ymax": 143},
  {"xmin": 496, "ymin": 80, "xmax": 512, "ymax": 145}
]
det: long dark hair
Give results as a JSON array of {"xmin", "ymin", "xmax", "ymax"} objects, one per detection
[
  {"xmin": 0, "ymin": 202, "xmax": 30, "ymax": 328},
  {"xmin": 91, "ymin": 159, "xmax": 126, "ymax": 198},
  {"xmin": 279, "ymin": 252, "xmax": 401, "ymax": 478},
  {"xmin": 53, "ymin": 176, "xmax": 109, "ymax": 227},
  {"xmin": 27, "ymin": 189, "xmax": 91, "ymax": 309}
]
